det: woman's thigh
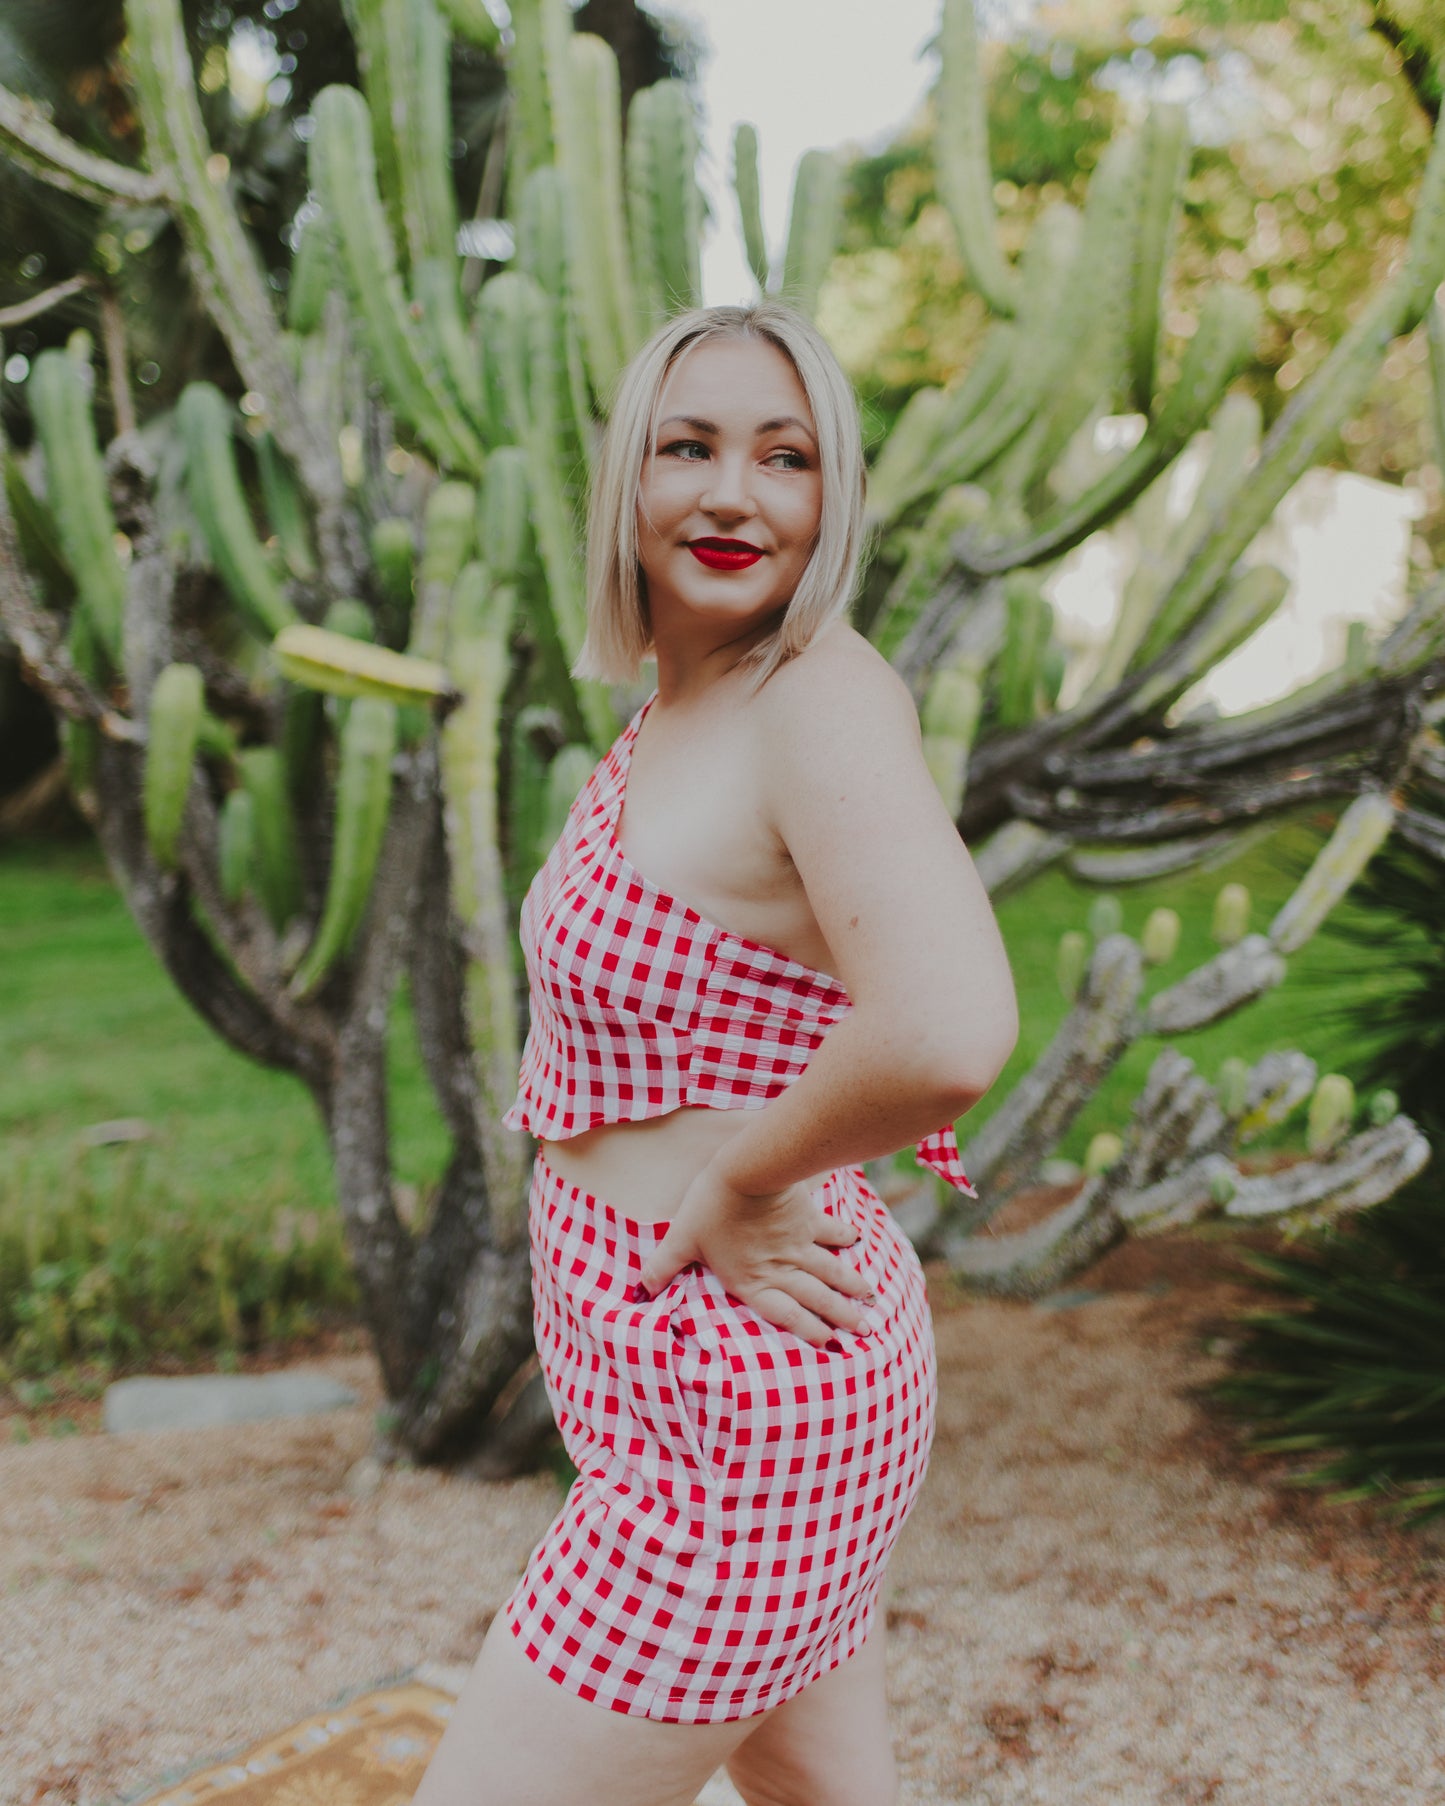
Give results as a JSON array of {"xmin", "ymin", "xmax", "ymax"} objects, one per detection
[
  {"xmin": 723, "ymin": 1623, "xmax": 897, "ymax": 1806},
  {"xmin": 410, "ymin": 1613, "xmax": 761, "ymax": 1806}
]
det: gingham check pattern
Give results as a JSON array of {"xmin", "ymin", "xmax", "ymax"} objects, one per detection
[
  {"xmin": 500, "ymin": 1152, "xmax": 938, "ymax": 1722},
  {"xmin": 502, "ymin": 689, "xmax": 977, "ymax": 1200}
]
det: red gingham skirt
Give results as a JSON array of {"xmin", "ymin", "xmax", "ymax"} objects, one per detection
[{"xmin": 500, "ymin": 1150, "xmax": 938, "ymax": 1723}]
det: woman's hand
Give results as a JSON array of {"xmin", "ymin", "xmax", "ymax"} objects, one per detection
[{"xmin": 635, "ymin": 1162, "xmax": 876, "ymax": 1347}]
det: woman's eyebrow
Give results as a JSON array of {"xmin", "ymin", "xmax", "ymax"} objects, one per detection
[{"xmin": 655, "ymin": 412, "xmax": 818, "ymax": 444}]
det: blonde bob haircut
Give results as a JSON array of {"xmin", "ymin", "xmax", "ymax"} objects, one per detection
[{"xmin": 571, "ymin": 301, "xmax": 867, "ymax": 693}]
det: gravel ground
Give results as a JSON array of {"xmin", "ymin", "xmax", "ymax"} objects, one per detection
[{"xmin": 4, "ymin": 1235, "xmax": 1444, "ymax": 1806}]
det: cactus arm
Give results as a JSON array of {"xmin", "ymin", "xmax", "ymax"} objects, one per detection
[
  {"xmin": 992, "ymin": 572, "xmax": 1054, "ymax": 730},
  {"xmin": 872, "ymin": 484, "xmax": 990, "ymax": 661},
  {"xmin": 177, "ymin": 382, "xmax": 298, "ymax": 639},
  {"xmin": 515, "ymin": 166, "xmax": 570, "ymax": 300},
  {"xmin": 439, "ymin": 565, "xmax": 528, "ymax": 1222},
  {"xmin": 255, "ymin": 432, "xmax": 319, "ymax": 584},
  {"xmin": 1142, "ymin": 934, "xmax": 1286, "ymax": 1037},
  {"xmin": 1081, "ymin": 392, "xmax": 1261, "ymax": 698},
  {"xmin": 1128, "ymin": 102, "xmax": 1190, "ymax": 414},
  {"xmin": 288, "ymin": 696, "xmax": 400, "ymax": 998},
  {"xmin": 1267, "ymin": 791, "xmax": 1398, "ymax": 955},
  {"xmin": 309, "ymin": 84, "xmax": 485, "ymax": 475},
  {"xmin": 1429, "ymin": 291, "xmax": 1445, "ymax": 471},
  {"xmin": 732, "ymin": 122, "xmax": 770, "ymax": 295},
  {"xmin": 0, "ymin": 80, "xmax": 167, "ymax": 206},
  {"xmin": 935, "ymin": 0, "xmax": 1018, "ymax": 316},
  {"xmin": 286, "ymin": 208, "xmax": 333, "ymax": 336},
  {"xmin": 2, "ymin": 450, "xmax": 72, "ymax": 599},
  {"xmin": 1123, "ymin": 561, "xmax": 1290, "ymax": 725},
  {"xmin": 124, "ymin": 0, "xmax": 295, "ymax": 441},
  {"xmin": 626, "ymin": 85, "xmax": 665, "ymax": 329},
  {"xmin": 142, "ymin": 662, "xmax": 205, "ymax": 871},
  {"xmin": 634, "ymin": 81, "xmax": 703, "ymax": 320},
  {"xmin": 863, "ymin": 388, "xmax": 950, "ymax": 530},
  {"xmin": 955, "ymin": 933, "xmax": 1145, "ymax": 1220},
  {"xmin": 1134, "ymin": 104, "xmax": 1445, "ymax": 664},
  {"xmin": 959, "ymin": 284, "xmax": 1259, "ymax": 575},
  {"xmin": 780, "ymin": 150, "xmax": 844, "ymax": 320},
  {"xmin": 435, "ymin": 0, "xmax": 502, "ymax": 53},
  {"xmin": 505, "ymin": 0, "xmax": 555, "ymax": 186},
  {"xmin": 547, "ymin": 23, "xmax": 640, "ymax": 401},
  {"xmin": 273, "ymin": 623, "xmax": 456, "ymax": 706},
  {"xmin": 27, "ymin": 348, "xmax": 128, "ymax": 667},
  {"xmin": 920, "ymin": 656, "xmax": 984, "ymax": 815},
  {"xmin": 239, "ymin": 745, "xmax": 305, "ymax": 932}
]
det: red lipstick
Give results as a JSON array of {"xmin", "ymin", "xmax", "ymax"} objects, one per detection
[{"xmin": 688, "ymin": 538, "xmax": 764, "ymax": 571}]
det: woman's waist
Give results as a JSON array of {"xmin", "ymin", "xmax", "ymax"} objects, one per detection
[{"xmin": 538, "ymin": 1104, "xmax": 835, "ymax": 1224}]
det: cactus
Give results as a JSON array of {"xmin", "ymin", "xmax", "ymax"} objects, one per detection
[
  {"xmin": 1088, "ymin": 893, "xmax": 1123, "ymax": 941},
  {"xmin": 178, "ymin": 383, "xmax": 298, "ymax": 639},
  {"xmin": 935, "ymin": 0, "xmax": 1018, "ymax": 316},
  {"xmin": 28, "ymin": 347, "xmax": 127, "ymax": 666},
  {"xmin": 1307, "ymin": 1075, "xmax": 1356, "ymax": 1156},
  {"xmin": 1216, "ymin": 1056, "xmax": 1250, "ymax": 1119},
  {"xmin": 142, "ymin": 663, "xmax": 205, "ymax": 871},
  {"xmin": 732, "ymin": 123, "xmax": 770, "ymax": 295},
  {"xmin": 3, "ymin": 0, "xmax": 1441, "ymax": 1466},
  {"xmin": 217, "ymin": 786, "xmax": 255, "ymax": 905},
  {"xmin": 288, "ymin": 696, "xmax": 399, "ymax": 998},
  {"xmin": 1141, "ymin": 906, "xmax": 1180, "ymax": 967},
  {"xmin": 1085, "ymin": 1131, "xmax": 1123, "ymax": 1177},
  {"xmin": 272, "ymin": 623, "xmax": 454, "ymax": 706},
  {"xmin": 1056, "ymin": 930, "xmax": 1089, "ymax": 1003},
  {"xmin": 238, "ymin": 746, "xmax": 303, "ymax": 932},
  {"xmin": 780, "ymin": 151, "xmax": 844, "ymax": 321},
  {"xmin": 627, "ymin": 81, "xmax": 703, "ymax": 325},
  {"xmin": 1212, "ymin": 882, "xmax": 1251, "ymax": 948}
]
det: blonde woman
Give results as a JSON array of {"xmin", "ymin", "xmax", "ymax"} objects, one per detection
[{"xmin": 413, "ymin": 302, "xmax": 1017, "ymax": 1806}]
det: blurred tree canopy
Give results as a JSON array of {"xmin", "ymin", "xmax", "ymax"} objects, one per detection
[{"xmin": 823, "ymin": 0, "xmax": 1444, "ymax": 561}]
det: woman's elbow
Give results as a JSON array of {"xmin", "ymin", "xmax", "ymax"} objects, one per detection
[{"xmin": 913, "ymin": 998, "xmax": 1019, "ymax": 1114}]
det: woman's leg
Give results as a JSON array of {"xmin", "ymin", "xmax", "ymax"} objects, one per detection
[
  {"xmin": 410, "ymin": 1611, "xmax": 761, "ymax": 1806},
  {"xmin": 722, "ymin": 1621, "xmax": 898, "ymax": 1806}
]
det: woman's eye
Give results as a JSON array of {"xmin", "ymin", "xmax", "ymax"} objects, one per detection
[
  {"xmin": 767, "ymin": 448, "xmax": 811, "ymax": 470},
  {"xmin": 659, "ymin": 439, "xmax": 708, "ymax": 460}
]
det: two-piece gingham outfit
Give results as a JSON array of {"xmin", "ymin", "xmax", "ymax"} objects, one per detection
[{"xmin": 500, "ymin": 690, "xmax": 976, "ymax": 1723}]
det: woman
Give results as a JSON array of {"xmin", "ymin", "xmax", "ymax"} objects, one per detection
[{"xmin": 413, "ymin": 302, "xmax": 1018, "ymax": 1806}]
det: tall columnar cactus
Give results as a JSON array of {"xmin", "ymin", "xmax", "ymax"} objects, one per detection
[{"xmin": 2, "ymin": 0, "xmax": 1443, "ymax": 1468}]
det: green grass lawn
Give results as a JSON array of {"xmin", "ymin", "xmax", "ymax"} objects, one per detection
[{"xmin": 0, "ymin": 810, "xmax": 1400, "ymax": 1372}]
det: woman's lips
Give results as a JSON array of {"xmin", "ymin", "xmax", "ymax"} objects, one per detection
[{"xmin": 688, "ymin": 539, "xmax": 764, "ymax": 571}]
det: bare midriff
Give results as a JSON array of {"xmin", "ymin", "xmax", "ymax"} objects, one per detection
[{"xmin": 539, "ymin": 1105, "xmax": 834, "ymax": 1223}]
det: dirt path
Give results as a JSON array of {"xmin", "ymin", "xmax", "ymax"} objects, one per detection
[{"xmin": 4, "ymin": 1237, "xmax": 1444, "ymax": 1806}]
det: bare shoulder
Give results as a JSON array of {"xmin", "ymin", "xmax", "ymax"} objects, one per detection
[{"xmin": 752, "ymin": 623, "xmax": 922, "ymax": 765}]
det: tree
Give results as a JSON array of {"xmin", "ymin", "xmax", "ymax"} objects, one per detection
[{"xmin": 1, "ymin": 0, "xmax": 1440, "ymax": 1470}]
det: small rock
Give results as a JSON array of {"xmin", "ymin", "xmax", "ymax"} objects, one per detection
[
  {"xmin": 343, "ymin": 1453, "xmax": 385, "ymax": 1499},
  {"xmin": 104, "ymin": 1370, "xmax": 359, "ymax": 1434},
  {"xmin": 79, "ymin": 1117, "xmax": 151, "ymax": 1147}
]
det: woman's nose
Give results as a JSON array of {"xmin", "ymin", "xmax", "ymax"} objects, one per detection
[{"xmin": 699, "ymin": 455, "xmax": 757, "ymax": 518}]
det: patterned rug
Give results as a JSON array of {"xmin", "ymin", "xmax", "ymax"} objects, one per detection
[
  {"xmin": 122, "ymin": 1666, "xmax": 465, "ymax": 1806},
  {"xmin": 119, "ymin": 1662, "xmax": 743, "ymax": 1806}
]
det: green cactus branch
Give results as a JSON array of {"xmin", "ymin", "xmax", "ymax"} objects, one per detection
[
  {"xmin": 0, "ymin": 80, "xmax": 168, "ymax": 206},
  {"xmin": 935, "ymin": 0, "xmax": 1018, "ymax": 316}
]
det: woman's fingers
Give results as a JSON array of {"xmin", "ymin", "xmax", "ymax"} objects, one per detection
[
  {"xmin": 812, "ymin": 1208, "xmax": 862, "ymax": 1249},
  {"xmin": 748, "ymin": 1287, "xmax": 842, "ymax": 1349},
  {"xmin": 781, "ymin": 1269, "xmax": 874, "ymax": 1335},
  {"xmin": 799, "ymin": 1246, "xmax": 875, "ymax": 1303}
]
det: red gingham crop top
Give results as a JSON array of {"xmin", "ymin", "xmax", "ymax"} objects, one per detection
[{"xmin": 502, "ymin": 689, "xmax": 977, "ymax": 1197}]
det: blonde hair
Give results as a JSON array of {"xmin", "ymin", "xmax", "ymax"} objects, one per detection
[{"xmin": 571, "ymin": 301, "xmax": 866, "ymax": 692}]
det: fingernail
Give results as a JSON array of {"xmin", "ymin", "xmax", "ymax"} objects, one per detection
[
  {"xmin": 628, "ymin": 1279, "xmax": 652, "ymax": 1302},
  {"xmin": 862, "ymin": 1291, "xmax": 878, "ymax": 1306},
  {"xmin": 857, "ymin": 1309, "xmax": 879, "ymax": 1337}
]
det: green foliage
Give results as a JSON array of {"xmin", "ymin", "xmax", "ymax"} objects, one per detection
[{"xmin": 1215, "ymin": 1176, "xmax": 1445, "ymax": 1524}]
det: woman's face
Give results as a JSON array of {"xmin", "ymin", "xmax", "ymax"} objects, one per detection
[{"xmin": 635, "ymin": 336, "xmax": 823, "ymax": 650}]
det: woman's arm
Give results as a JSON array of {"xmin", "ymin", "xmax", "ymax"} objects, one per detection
[
  {"xmin": 711, "ymin": 630, "xmax": 1019, "ymax": 1198},
  {"xmin": 636, "ymin": 631, "xmax": 1018, "ymax": 1339}
]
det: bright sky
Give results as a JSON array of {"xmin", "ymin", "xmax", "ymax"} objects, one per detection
[{"xmin": 646, "ymin": 0, "xmax": 950, "ymax": 304}]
